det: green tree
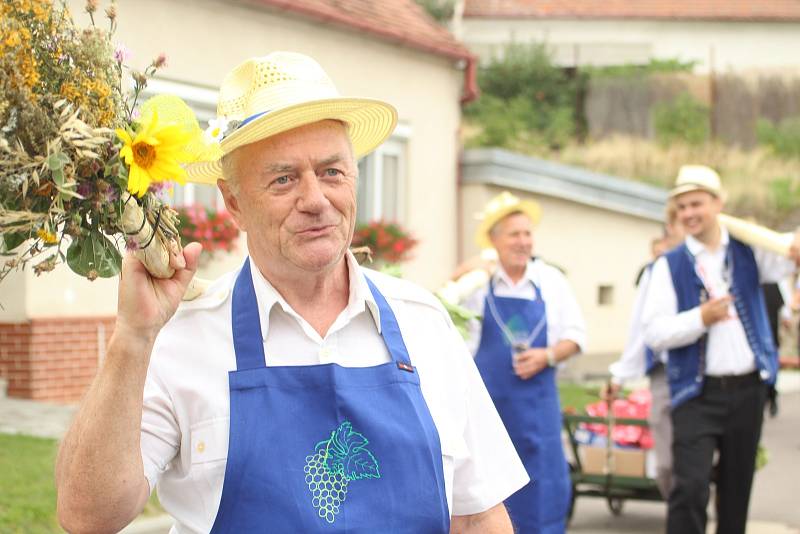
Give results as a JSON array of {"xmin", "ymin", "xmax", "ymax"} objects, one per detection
[
  {"xmin": 465, "ymin": 42, "xmax": 580, "ymax": 149},
  {"xmin": 414, "ymin": 0, "xmax": 454, "ymax": 24}
]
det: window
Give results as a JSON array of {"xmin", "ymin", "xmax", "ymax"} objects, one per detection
[
  {"xmin": 141, "ymin": 79, "xmax": 221, "ymax": 209},
  {"xmin": 597, "ymin": 284, "xmax": 614, "ymax": 306},
  {"xmin": 356, "ymin": 125, "xmax": 409, "ymax": 224}
]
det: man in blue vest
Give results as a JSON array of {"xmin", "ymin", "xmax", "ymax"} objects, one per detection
[{"xmin": 641, "ymin": 165, "xmax": 800, "ymax": 534}]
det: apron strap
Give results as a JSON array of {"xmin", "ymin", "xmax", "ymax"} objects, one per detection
[
  {"xmin": 231, "ymin": 260, "xmax": 267, "ymax": 371},
  {"xmin": 364, "ymin": 276, "xmax": 413, "ymax": 367}
]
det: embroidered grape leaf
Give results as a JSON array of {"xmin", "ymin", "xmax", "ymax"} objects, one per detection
[
  {"xmin": 333, "ymin": 421, "xmax": 369, "ymax": 454},
  {"xmin": 344, "ymin": 448, "xmax": 380, "ymax": 481},
  {"xmin": 318, "ymin": 421, "xmax": 369, "ymax": 475}
]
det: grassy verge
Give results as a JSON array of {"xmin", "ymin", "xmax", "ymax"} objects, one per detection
[
  {"xmin": 0, "ymin": 433, "xmax": 163, "ymax": 533},
  {"xmin": 0, "ymin": 434, "xmax": 60, "ymax": 534},
  {"xmin": 558, "ymin": 382, "xmax": 602, "ymax": 412}
]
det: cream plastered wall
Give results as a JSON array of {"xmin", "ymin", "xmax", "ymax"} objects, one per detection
[
  {"xmin": 4, "ymin": 0, "xmax": 464, "ymax": 320},
  {"xmin": 461, "ymin": 18, "xmax": 800, "ymax": 75},
  {"xmin": 461, "ymin": 184, "xmax": 663, "ymax": 355}
]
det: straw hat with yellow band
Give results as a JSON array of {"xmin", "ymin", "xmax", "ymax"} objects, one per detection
[
  {"xmin": 475, "ymin": 191, "xmax": 542, "ymax": 250},
  {"xmin": 186, "ymin": 52, "xmax": 398, "ymax": 184}
]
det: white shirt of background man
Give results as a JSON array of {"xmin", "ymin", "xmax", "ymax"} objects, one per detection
[{"xmin": 609, "ymin": 267, "xmax": 668, "ymax": 385}]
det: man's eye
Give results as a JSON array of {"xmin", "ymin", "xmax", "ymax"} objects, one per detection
[
  {"xmin": 324, "ymin": 168, "xmax": 341, "ymax": 177},
  {"xmin": 274, "ymin": 176, "xmax": 290, "ymax": 185}
]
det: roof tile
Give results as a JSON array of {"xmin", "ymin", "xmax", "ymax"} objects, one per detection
[
  {"xmin": 464, "ymin": 0, "xmax": 800, "ymax": 21},
  {"xmin": 257, "ymin": 0, "xmax": 472, "ymax": 60}
]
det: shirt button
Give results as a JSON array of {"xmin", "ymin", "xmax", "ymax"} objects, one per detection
[
  {"xmin": 319, "ymin": 347, "xmax": 334, "ymax": 361},
  {"xmin": 196, "ymin": 441, "xmax": 205, "ymax": 453}
]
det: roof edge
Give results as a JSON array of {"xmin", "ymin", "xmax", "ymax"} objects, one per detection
[
  {"xmin": 260, "ymin": 0, "xmax": 474, "ymax": 61},
  {"xmin": 463, "ymin": 14, "xmax": 800, "ymax": 23},
  {"xmin": 461, "ymin": 147, "xmax": 669, "ymax": 222}
]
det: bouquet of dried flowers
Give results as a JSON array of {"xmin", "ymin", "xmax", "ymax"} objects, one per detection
[
  {"xmin": 350, "ymin": 220, "xmax": 418, "ymax": 265},
  {"xmin": 175, "ymin": 204, "xmax": 240, "ymax": 256},
  {"xmin": 0, "ymin": 0, "xmax": 218, "ymax": 295}
]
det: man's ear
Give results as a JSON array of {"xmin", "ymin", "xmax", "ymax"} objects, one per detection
[{"xmin": 218, "ymin": 179, "xmax": 246, "ymax": 232}]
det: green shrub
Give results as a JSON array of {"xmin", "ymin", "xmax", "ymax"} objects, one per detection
[
  {"xmin": 768, "ymin": 176, "xmax": 796, "ymax": 213},
  {"xmin": 653, "ymin": 93, "xmax": 710, "ymax": 146},
  {"xmin": 757, "ymin": 117, "xmax": 800, "ymax": 159},
  {"xmin": 587, "ymin": 58, "xmax": 696, "ymax": 79},
  {"xmin": 465, "ymin": 42, "xmax": 578, "ymax": 149}
]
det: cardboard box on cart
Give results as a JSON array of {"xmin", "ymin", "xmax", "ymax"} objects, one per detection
[{"xmin": 580, "ymin": 445, "xmax": 646, "ymax": 477}]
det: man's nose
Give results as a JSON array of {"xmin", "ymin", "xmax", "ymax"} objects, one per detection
[{"xmin": 296, "ymin": 173, "xmax": 329, "ymax": 212}]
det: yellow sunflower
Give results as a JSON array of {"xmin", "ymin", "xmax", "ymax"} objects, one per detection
[{"xmin": 116, "ymin": 111, "xmax": 193, "ymax": 197}]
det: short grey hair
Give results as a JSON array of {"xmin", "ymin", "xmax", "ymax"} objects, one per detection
[{"xmin": 220, "ymin": 151, "xmax": 240, "ymax": 194}]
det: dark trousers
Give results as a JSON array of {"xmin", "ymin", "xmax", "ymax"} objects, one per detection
[{"xmin": 667, "ymin": 374, "xmax": 766, "ymax": 534}]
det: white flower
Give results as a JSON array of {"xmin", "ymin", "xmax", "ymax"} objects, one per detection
[{"xmin": 204, "ymin": 117, "xmax": 229, "ymax": 144}]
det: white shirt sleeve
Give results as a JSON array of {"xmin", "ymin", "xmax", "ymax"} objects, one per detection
[
  {"xmin": 460, "ymin": 286, "xmax": 487, "ymax": 356},
  {"xmin": 449, "ymin": 331, "xmax": 529, "ymax": 514},
  {"xmin": 608, "ymin": 269, "xmax": 650, "ymax": 384},
  {"xmin": 140, "ymin": 346, "xmax": 181, "ymax": 492},
  {"xmin": 641, "ymin": 256, "xmax": 707, "ymax": 353},
  {"xmin": 546, "ymin": 268, "xmax": 586, "ymax": 352},
  {"xmin": 754, "ymin": 245, "xmax": 796, "ymax": 284}
]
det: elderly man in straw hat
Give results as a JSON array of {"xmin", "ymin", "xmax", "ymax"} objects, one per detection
[
  {"xmin": 641, "ymin": 165, "xmax": 800, "ymax": 534},
  {"xmin": 456, "ymin": 192, "xmax": 586, "ymax": 534},
  {"xmin": 55, "ymin": 52, "xmax": 528, "ymax": 533}
]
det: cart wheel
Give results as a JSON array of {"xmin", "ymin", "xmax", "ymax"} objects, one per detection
[{"xmin": 607, "ymin": 497, "xmax": 624, "ymax": 516}]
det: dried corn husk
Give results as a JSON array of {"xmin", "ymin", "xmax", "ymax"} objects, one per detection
[
  {"xmin": 718, "ymin": 213, "xmax": 794, "ymax": 257},
  {"xmin": 121, "ymin": 196, "xmax": 209, "ymax": 300}
]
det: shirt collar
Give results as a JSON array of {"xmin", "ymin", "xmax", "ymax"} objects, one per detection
[
  {"xmin": 493, "ymin": 259, "xmax": 539, "ymax": 289},
  {"xmin": 685, "ymin": 226, "xmax": 729, "ymax": 257},
  {"xmin": 248, "ymin": 251, "xmax": 381, "ymax": 341}
]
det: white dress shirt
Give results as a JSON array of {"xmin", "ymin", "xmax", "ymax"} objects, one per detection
[
  {"xmin": 140, "ymin": 253, "xmax": 529, "ymax": 533},
  {"xmin": 642, "ymin": 228, "xmax": 795, "ymax": 376},
  {"xmin": 609, "ymin": 267, "xmax": 668, "ymax": 384},
  {"xmin": 460, "ymin": 259, "xmax": 587, "ymax": 356}
]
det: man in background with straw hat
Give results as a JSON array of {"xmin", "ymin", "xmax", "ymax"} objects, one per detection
[
  {"xmin": 457, "ymin": 191, "xmax": 586, "ymax": 534},
  {"xmin": 641, "ymin": 165, "xmax": 800, "ymax": 534},
  {"xmin": 56, "ymin": 52, "xmax": 528, "ymax": 533}
]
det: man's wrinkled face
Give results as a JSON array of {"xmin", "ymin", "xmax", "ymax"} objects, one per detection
[
  {"xmin": 219, "ymin": 120, "xmax": 357, "ymax": 275},
  {"xmin": 674, "ymin": 190, "xmax": 722, "ymax": 241},
  {"xmin": 490, "ymin": 212, "xmax": 534, "ymax": 273}
]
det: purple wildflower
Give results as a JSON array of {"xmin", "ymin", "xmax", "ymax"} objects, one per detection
[
  {"xmin": 77, "ymin": 181, "xmax": 93, "ymax": 198},
  {"xmin": 114, "ymin": 44, "xmax": 132, "ymax": 64}
]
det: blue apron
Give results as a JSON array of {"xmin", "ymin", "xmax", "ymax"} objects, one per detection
[
  {"xmin": 209, "ymin": 260, "xmax": 450, "ymax": 533},
  {"xmin": 474, "ymin": 279, "xmax": 571, "ymax": 534}
]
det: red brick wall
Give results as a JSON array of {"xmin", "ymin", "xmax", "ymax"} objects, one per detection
[{"xmin": 0, "ymin": 316, "xmax": 115, "ymax": 403}]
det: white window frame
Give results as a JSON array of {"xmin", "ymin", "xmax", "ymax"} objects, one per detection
[{"xmin": 357, "ymin": 123, "xmax": 411, "ymax": 223}]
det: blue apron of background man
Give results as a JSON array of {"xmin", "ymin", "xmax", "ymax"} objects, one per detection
[
  {"xmin": 474, "ymin": 279, "xmax": 571, "ymax": 534},
  {"xmin": 209, "ymin": 260, "xmax": 450, "ymax": 533}
]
